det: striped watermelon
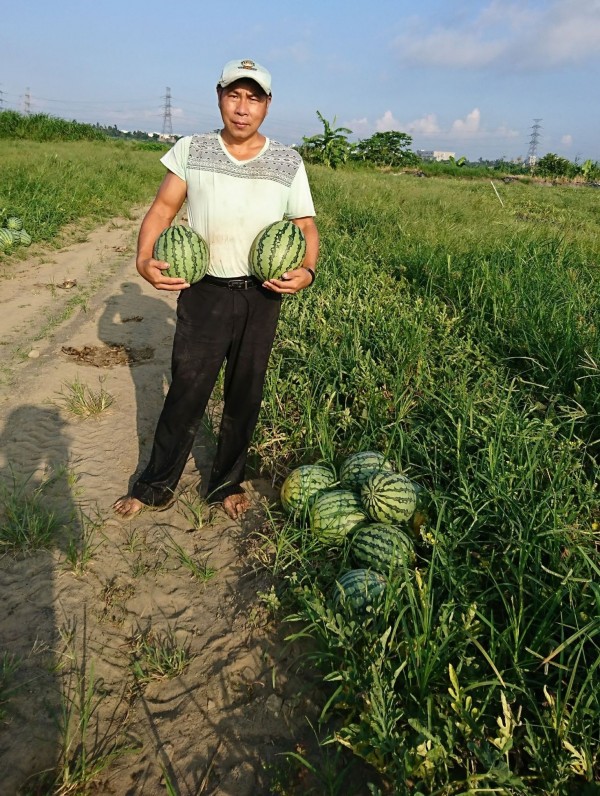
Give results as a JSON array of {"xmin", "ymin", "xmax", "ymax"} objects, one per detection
[
  {"xmin": 0, "ymin": 228, "xmax": 14, "ymax": 250},
  {"xmin": 249, "ymin": 220, "xmax": 306, "ymax": 281},
  {"xmin": 352, "ymin": 523, "xmax": 414, "ymax": 573},
  {"xmin": 18, "ymin": 230, "xmax": 32, "ymax": 247},
  {"xmin": 6, "ymin": 216, "xmax": 23, "ymax": 231},
  {"xmin": 310, "ymin": 490, "xmax": 368, "ymax": 544},
  {"xmin": 153, "ymin": 225, "xmax": 209, "ymax": 284},
  {"xmin": 280, "ymin": 464, "xmax": 337, "ymax": 516},
  {"xmin": 334, "ymin": 569, "xmax": 387, "ymax": 610},
  {"xmin": 361, "ymin": 471, "xmax": 417, "ymax": 524},
  {"xmin": 339, "ymin": 451, "xmax": 395, "ymax": 492}
]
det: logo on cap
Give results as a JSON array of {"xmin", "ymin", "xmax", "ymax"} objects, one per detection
[{"xmin": 240, "ymin": 60, "xmax": 257, "ymax": 71}]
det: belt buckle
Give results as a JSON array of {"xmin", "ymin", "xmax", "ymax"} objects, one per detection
[{"xmin": 228, "ymin": 278, "xmax": 248, "ymax": 290}]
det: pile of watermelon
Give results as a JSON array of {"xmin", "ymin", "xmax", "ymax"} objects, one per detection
[
  {"xmin": 280, "ymin": 451, "xmax": 432, "ymax": 611},
  {"xmin": 0, "ymin": 215, "xmax": 32, "ymax": 252}
]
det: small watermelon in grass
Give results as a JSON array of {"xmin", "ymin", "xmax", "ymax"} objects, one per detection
[
  {"xmin": 339, "ymin": 451, "xmax": 395, "ymax": 492},
  {"xmin": 153, "ymin": 225, "xmax": 209, "ymax": 284},
  {"xmin": 6, "ymin": 216, "xmax": 23, "ymax": 231},
  {"xmin": 334, "ymin": 569, "xmax": 387, "ymax": 610},
  {"xmin": 361, "ymin": 471, "xmax": 417, "ymax": 524},
  {"xmin": 280, "ymin": 464, "xmax": 336, "ymax": 516},
  {"xmin": 249, "ymin": 220, "xmax": 306, "ymax": 282},
  {"xmin": 310, "ymin": 490, "xmax": 369, "ymax": 545},
  {"xmin": 352, "ymin": 523, "xmax": 415, "ymax": 573}
]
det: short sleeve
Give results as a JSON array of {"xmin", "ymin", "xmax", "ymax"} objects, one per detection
[
  {"xmin": 285, "ymin": 160, "xmax": 316, "ymax": 220},
  {"xmin": 160, "ymin": 136, "xmax": 191, "ymax": 181}
]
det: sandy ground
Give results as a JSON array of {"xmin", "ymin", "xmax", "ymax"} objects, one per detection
[{"xmin": 0, "ymin": 217, "xmax": 321, "ymax": 795}]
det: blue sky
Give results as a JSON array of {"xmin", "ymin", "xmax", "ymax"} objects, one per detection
[{"xmin": 1, "ymin": 0, "xmax": 599, "ymax": 161}]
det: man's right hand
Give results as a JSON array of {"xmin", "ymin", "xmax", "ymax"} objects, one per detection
[{"xmin": 136, "ymin": 257, "xmax": 190, "ymax": 291}]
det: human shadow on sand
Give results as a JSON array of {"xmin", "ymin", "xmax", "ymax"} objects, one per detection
[
  {"xmin": 0, "ymin": 404, "xmax": 83, "ymax": 792},
  {"xmin": 98, "ymin": 281, "xmax": 217, "ymax": 498}
]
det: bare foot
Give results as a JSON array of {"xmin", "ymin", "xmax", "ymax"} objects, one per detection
[
  {"xmin": 113, "ymin": 496, "xmax": 146, "ymax": 518},
  {"xmin": 222, "ymin": 493, "xmax": 251, "ymax": 520}
]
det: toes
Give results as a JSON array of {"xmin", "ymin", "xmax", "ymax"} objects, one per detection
[
  {"xmin": 222, "ymin": 494, "xmax": 250, "ymax": 520},
  {"xmin": 113, "ymin": 497, "xmax": 144, "ymax": 518}
]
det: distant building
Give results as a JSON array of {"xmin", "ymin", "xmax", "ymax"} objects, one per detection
[{"xmin": 417, "ymin": 149, "xmax": 456, "ymax": 162}]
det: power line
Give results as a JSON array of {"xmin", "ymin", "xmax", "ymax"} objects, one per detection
[
  {"xmin": 161, "ymin": 87, "xmax": 173, "ymax": 137},
  {"xmin": 527, "ymin": 118, "xmax": 542, "ymax": 167}
]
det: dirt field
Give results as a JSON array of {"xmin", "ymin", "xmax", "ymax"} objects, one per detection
[{"xmin": 0, "ymin": 217, "xmax": 320, "ymax": 795}]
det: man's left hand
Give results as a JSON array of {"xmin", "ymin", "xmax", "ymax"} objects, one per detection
[{"xmin": 263, "ymin": 267, "xmax": 313, "ymax": 294}]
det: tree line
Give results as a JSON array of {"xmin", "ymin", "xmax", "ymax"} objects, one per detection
[{"xmin": 297, "ymin": 111, "xmax": 600, "ymax": 181}]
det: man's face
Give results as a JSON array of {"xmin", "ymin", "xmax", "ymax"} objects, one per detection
[{"xmin": 218, "ymin": 79, "xmax": 271, "ymax": 142}]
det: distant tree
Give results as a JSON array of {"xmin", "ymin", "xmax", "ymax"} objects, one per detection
[
  {"xmin": 579, "ymin": 158, "xmax": 600, "ymax": 181},
  {"xmin": 353, "ymin": 131, "xmax": 419, "ymax": 168},
  {"xmin": 298, "ymin": 111, "xmax": 353, "ymax": 169},
  {"xmin": 535, "ymin": 152, "xmax": 576, "ymax": 178}
]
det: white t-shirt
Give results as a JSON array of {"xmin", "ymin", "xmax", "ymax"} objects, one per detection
[{"xmin": 160, "ymin": 133, "xmax": 316, "ymax": 278}]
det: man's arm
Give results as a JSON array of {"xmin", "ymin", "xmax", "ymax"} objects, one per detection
[
  {"xmin": 264, "ymin": 216, "xmax": 319, "ymax": 294},
  {"xmin": 137, "ymin": 172, "xmax": 190, "ymax": 291}
]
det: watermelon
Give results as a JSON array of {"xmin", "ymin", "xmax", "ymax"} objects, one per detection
[
  {"xmin": 310, "ymin": 489, "xmax": 369, "ymax": 544},
  {"xmin": 153, "ymin": 225, "xmax": 209, "ymax": 284},
  {"xmin": 249, "ymin": 220, "xmax": 306, "ymax": 282},
  {"xmin": 280, "ymin": 464, "xmax": 336, "ymax": 516},
  {"xmin": 18, "ymin": 230, "xmax": 32, "ymax": 247},
  {"xmin": 339, "ymin": 451, "xmax": 395, "ymax": 492},
  {"xmin": 361, "ymin": 471, "xmax": 417, "ymax": 524},
  {"xmin": 6, "ymin": 216, "xmax": 23, "ymax": 231},
  {"xmin": 0, "ymin": 228, "xmax": 14, "ymax": 250},
  {"xmin": 334, "ymin": 569, "xmax": 387, "ymax": 610},
  {"xmin": 352, "ymin": 523, "xmax": 414, "ymax": 573}
]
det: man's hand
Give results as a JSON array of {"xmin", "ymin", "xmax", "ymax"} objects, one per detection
[
  {"xmin": 136, "ymin": 257, "xmax": 190, "ymax": 291},
  {"xmin": 263, "ymin": 267, "xmax": 313, "ymax": 294}
]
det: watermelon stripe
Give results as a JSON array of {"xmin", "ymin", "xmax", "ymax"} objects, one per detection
[
  {"xmin": 154, "ymin": 225, "xmax": 209, "ymax": 284},
  {"xmin": 249, "ymin": 221, "xmax": 306, "ymax": 281}
]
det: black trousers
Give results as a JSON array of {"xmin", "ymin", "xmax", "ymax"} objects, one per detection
[{"xmin": 131, "ymin": 279, "xmax": 281, "ymax": 506}]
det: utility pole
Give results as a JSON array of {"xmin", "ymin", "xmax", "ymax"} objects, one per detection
[
  {"xmin": 161, "ymin": 87, "xmax": 173, "ymax": 137},
  {"xmin": 23, "ymin": 87, "xmax": 31, "ymax": 115},
  {"xmin": 527, "ymin": 118, "xmax": 542, "ymax": 168}
]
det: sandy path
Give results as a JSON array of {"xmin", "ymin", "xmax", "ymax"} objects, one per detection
[{"xmin": 0, "ymin": 219, "xmax": 318, "ymax": 795}]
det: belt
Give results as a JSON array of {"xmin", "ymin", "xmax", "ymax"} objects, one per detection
[{"xmin": 202, "ymin": 274, "xmax": 261, "ymax": 290}]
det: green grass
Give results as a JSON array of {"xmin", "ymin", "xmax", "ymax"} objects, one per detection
[
  {"xmin": 0, "ymin": 473, "xmax": 64, "ymax": 552},
  {"xmin": 0, "ymin": 138, "xmax": 165, "ymax": 249},
  {"xmin": 252, "ymin": 166, "xmax": 600, "ymax": 794},
  {"xmin": 129, "ymin": 626, "xmax": 194, "ymax": 684},
  {"xmin": 56, "ymin": 378, "xmax": 114, "ymax": 419}
]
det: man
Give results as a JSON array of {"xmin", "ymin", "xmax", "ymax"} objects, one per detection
[{"xmin": 114, "ymin": 59, "xmax": 319, "ymax": 521}]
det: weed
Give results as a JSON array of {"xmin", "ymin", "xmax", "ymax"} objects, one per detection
[
  {"xmin": 63, "ymin": 508, "xmax": 104, "ymax": 575},
  {"xmin": 0, "ymin": 652, "xmax": 21, "ymax": 722},
  {"xmin": 0, "ymin": 473, "xmax": 62, "ymax": 552},
  {"xmin": 56, "ymin": 377, "xmax": 114, "ymax": 418},
  {"xmin": 176, "ymin": 485, "xmax": 209, "ymax": 530},
  {"xmin": 129, "ymin": 626, "xmax": 194, "ymax": 683},
  {"xmin": 163, "ymin": 531, "xmax": 216, "ymax": 583}
]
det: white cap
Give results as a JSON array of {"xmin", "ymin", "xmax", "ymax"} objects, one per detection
[{"xmin": 217, "ymin": 59, "xmax": 272, "ymax": 95}]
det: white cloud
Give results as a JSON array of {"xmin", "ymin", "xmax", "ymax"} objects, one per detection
[
  {"xmin": 393, "ymin": 0, "xmax": 600, "ymax": 70},
  {"xmin": 376, "ymin": 110, "xmax": 401, "ymax": 132},
  {"xmin": 451, "ymin": 108, "xmax": 481, "ymax": 136},
  {"xmin": 346, "ymin": 117, "xmax": 371, "ymax": 136},
  {"xmin": 406, "ymin": 113, "xmax": 441, "ymax": 135},
  {"xmin": 351, "ymin": 108, "xmax": 518, "ymax": 148},
  {"xmin": 561, "ymin": 134, "xmax": 573, "ymax": 146},
  {"xmin": 373, "ymin": 111, "xmax": 441, "ymax": 135}
]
